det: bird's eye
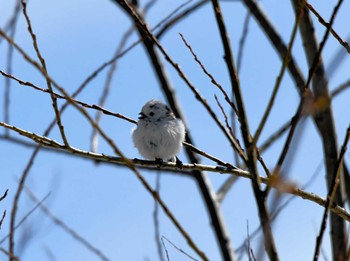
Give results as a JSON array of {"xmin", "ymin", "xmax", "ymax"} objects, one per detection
[{"xmin": 149, "ymin": 112, "xmax": 155, "ymax": 116}]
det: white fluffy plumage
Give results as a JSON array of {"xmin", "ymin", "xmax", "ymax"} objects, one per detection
[{"xmin": 132, "ymin": 100, "xmax": 185, "ymax": 162}]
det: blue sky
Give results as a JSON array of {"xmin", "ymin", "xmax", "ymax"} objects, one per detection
[{"xmin": 0, "ymin": 0, "xmax": 349, "ymax": 260}]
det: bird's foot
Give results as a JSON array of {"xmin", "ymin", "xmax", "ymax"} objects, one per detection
[
  {"xmin": 175, "ymin": 157, "xmax": 183, "ymax": 169},
  {"xmin": 155, "ymin": 158, "xmax": 163, "ymax": 168}
]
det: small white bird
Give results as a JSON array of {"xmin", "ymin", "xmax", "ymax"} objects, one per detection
[{"xmin": 132, "ymin": 100, "xmax": 186, "ymax": 165}]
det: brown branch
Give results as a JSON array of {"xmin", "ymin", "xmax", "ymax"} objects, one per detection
[
  {"xmin": 0, "ymin": 211, "xmax": 6, "ymax": 231},
  {"xmin": 0, "ymin": 248, "xmax": 20, "ymax": 261},
  {"xmin": 331, "ymin": 78, "xmax": 350, "ymax": 97},
  {"xmin": 236, "ymin": 160, "xmax": 324, "ymax": 255},
  {"xmin": 291, "ymin": 0, "xmax": 347, "ymax": 260},
  {"xmin": 91, "ymin": 0, "xmax": 162, "ymax": 152},
  {"xmin": 0, "ymin": 1, "xmax": 21, "ymax": 44},
  {"xmin": 156, "ymin": 0, "xmax": 209, "ymax": 39},
  {"xmin": 259, "ymin": 77, "xmax": 350, "ymax": 153},
  {"xmin": 0, "ymin": 189, "xmax": 7, "ymax": 230},
  {"xmin": 252, "ymin": 6, "xmax": 303, "ymax": 147},
  {"xmin": 9, "ymin": 145, "xmax": 41, "ymax": 260},
  {"xmin": 153, "ymin": 173, "xmax": 165, "ymax": 261},
  {"xmin": 210, "ymin": 0, "xmax": 278, "ymax": 259},
  {"xmin": 20, "ymin": 0, "xmax": 69, "ymax": 147},
  {"xmin": 313, "ymin": 125, "xmax": 350, "ymax": 261},
  {"xmin": 91, "ymin": 26, "xmax": 135, "ymax": 152},
  {"xmin": 306, "ymin": 2, "xmax": 350, "ymax": 54},
  {"xmin": 242, "ymin": 0, "xmax": 306, "ymax": 94},
  {"xmin": 184, "ymin": 141, "xmax": 236, "ymax": 169},
  {"xmin": 179, "ymin": 33, "xmax": 238, "ymax": 115},
  {"xmin": 236, "ymin": 11, "xmax": 251, "ymax": 74},
  {"xmin": 0, "ymin": 70, "xmax": 137, "ymax": 124},
  {"xmin": 0, "ymin": 190, "xmax": 8, "ymax": 202},
  {"xmin": 23, "ymin": 187, "xmax": 111, "ymax": 261},
  {"xmin": 1, "ymin": 193, "xmax": 51, "ymax": 244},
  {"xmin": 1, "ymin": 121, "xmax": 350, "ymax": 222},
  {"xmin": 275, "ymin": 0, "xmax": 341, "ymax": 176},
  {"xmin": 214, "ymin": 95, "xmax": 235, "ymax": 137},
  {"xmin": 161, "ymin": 236, "xmax": 199, "ymax": 261}
]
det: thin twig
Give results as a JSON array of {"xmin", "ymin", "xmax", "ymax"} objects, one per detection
[
  {"xmin": 237, "ymin": 11, "xmax": 251, "ymax": 74},
  {"xmin": 0, "ymin": 70, "xmax": 137, "ymax": 124},
  {"xmin": 0, "ymin": 1, "xmax": 21, "ymax": 44},
  {"xmin": 216, "ymin": 175, "xmax": 238, "ymax": 203},
  {"xmin": 242, "ymin": 0, "xmax": 306, "ymax": 94},
  {"xmin": 331, "ymin": 78, "xmax": 350, "ymax": 97},
  {"xmin": 179, "ymin": 33, "xmax": 238, "ymax": 115},
  {"xmin": 91, "ymin": 0, "xmax": 159, "ymax": 152},
  {"xmin": 161, "ymin": 237, "xmax": 170, "ymax": 261},
  {"xmin": 184, "ymin": 141, "xmax": 236, "ymax": 168},
  {"xmin": 306, "ymin": 2, "xmax": 350, "ymax": 54},
  {"xmin": 313, "ymin": 125, "xmax": 350, "ymax": 261},
  {"xmin": 0, "ymin": 193, "xmax": 50, "ymax": 245},
  {"xmin": 0, "ymin": 247, "xmax": 20, "ymax": 261},
  {"xmin": 161, "ymin": 236, "xmax": 199, "ymax": 261},
  {"xmin": 91, "ymin": 26, "xmax": 135, "ymax": 152},
  {"xmin": 20, "ymin": 0, "xmax": 69, "ymax": 147},
  {"xmin": 0, "ymin": 190, "xmax": 8, "ymax": 202},
  {"xmin": 214, "ymin": 95, "xmax": 235, "ymax": 137},
  {"xmin": 259, "ymin": 77, "xmax": 350, "ymax": 153},
  {"xmin": 252, "ymin": 6, "xmax": 303, "ymax": 147},
  {"xmin": 0, "ymin": 211, "xmax": 6, "ymax": 231},
  {"xmin": 274, "ymin": 0, "xmax": 341, "ymax": 178},
  {"xmin": 23, "ymin": 187, "xmax": 111, "ymax": 261},
  {"xmin": 9, "ymin": 146, "xmax": 41, "ymax": 260},
  {"xmin": 3, "ymin": 9, "xmax": 19, "ymax": 137},
  {"xmin": 236, "ymin": 160, "xmax": 324, "ymax": 255},
  {"xmin": 156, "ymin": 0, "xmax": 208, "ymax": 39},
  {"xmin": 153, "ymin": 173, "xmax": 165, "ymax": 261}
]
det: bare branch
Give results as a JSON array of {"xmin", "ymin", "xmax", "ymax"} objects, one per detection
[
  {"xmin": 214, "ymin": 95, "xmax": 234, "ymax": 137},
  {"xmin": 0, "ymin": 70, "xmax": 137, "ymax": 124},
  {"xmin": 2, "ymin": 121, "xmax": 350, "ymax": 222},
  {"xmin": 19, "ymin": 0, "xmax": 69, "ymax": 147},
  {"xmin": 313, "ymin": 124, "xmax": 350, "ymax": 260},
  {"xmin": 306, "ymin": 2, "xmax": 350, "ymax": 54},
  {"xmin": 210, "ymin": 0, "xmax": 278, "ymax": 258},
  {"xmin": 23, "ymin": 187, "xmax": 111, "ymax": 261},
  {"xmin": 291, "ymin": 0, "xmax": 348, "ymax": 259},
  {"xmin": 0, "ymin": 211, "xmax": 6, "ymax": 231},
  {"xmin": 9, "ymin": 145, "xmax": 41, "ymax": 260},
  {"xmin": 252, "ymin": 6, "xmax": 302, "ymax": 147},
  {"xmin": 179, "ymin": 33, "xmax": 238, "ymax": 115},
  {"xmin": 161, "ymin": 236, "xmax": 199, "ymax": 261},
  {"xmin": 236, "ymin": 11, "xmax": 251, "ymax": 74},
  {"xmin": 1, "ymin": 193, "xmax": 50, "ymax": 245},
  {"xmin": 153, "ymin": 173, "xmax": 165, "ymax": 261},
  {"xmin": 242, "ymin": 0, "xmax": 306, "ymax": 94}
]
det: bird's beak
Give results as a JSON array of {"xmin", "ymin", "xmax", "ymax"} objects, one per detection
[{"xmin": 138, "ymin": 112, "xmax": 146, "ymax": 119}]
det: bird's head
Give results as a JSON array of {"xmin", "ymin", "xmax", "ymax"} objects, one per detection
[{"xmin": 138, "ymin": 100, "xmax": 175, "ymax": 122}]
